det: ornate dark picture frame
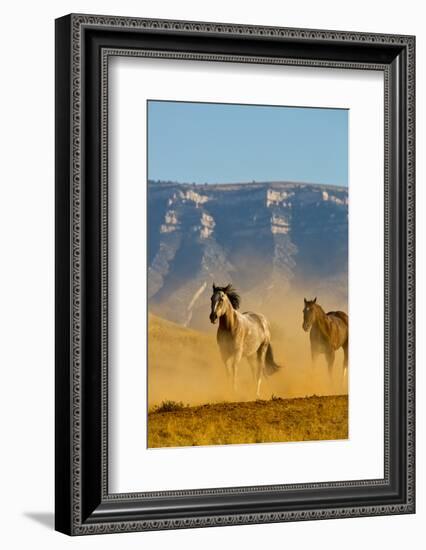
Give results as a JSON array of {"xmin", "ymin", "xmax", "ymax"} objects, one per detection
[{"xmin": 55, "ymin": 14, "xmax": 415, "ymax": 535}]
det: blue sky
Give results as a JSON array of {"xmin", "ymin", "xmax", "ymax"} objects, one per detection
[{"xmin": 148, "ymin": 101, "xmax": 348, "ymax": 186}]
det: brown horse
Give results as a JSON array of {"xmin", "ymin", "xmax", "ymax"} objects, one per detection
[
  {"xmin": 302, "ymin": 297, "xmax": 348, "ymax": 379},
  {"xmin": 210, "ymin": 283, "xmax": 280, "ymax": 398}
]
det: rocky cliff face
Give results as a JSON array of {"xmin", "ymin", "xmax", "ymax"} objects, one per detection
[{"xmin": 148, "ymin": 181, "xmax": 348, "ymax": 328}]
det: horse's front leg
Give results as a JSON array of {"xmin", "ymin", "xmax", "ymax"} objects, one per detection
[
  {"xmin": 219, "ymin": 346, "xmax": 232, "ymax": 382},
  {"xmin": 325, "ymin": 350, "xmax": 335, "ymax": 379},
  {"xmin": 311, "ymin": 345, "xmax": 319, "ymax": 369},
  {"xmin": 223, "ymin": 357, "xmax": 232, "ymax": 382}
]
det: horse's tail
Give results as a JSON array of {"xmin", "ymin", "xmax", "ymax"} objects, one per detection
[{"xmin": 264, "ymin": 343, "xmax": 281, "ymax": 376}]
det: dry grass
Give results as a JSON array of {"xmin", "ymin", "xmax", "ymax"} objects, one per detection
[{"xmin": 148, "ymin": 394, "xmax": 348, "ymax": 448}]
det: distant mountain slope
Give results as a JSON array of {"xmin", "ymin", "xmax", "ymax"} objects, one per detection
[{"xmin": 148, "ymin": 180, "xmax": 348, "ymax": 328}]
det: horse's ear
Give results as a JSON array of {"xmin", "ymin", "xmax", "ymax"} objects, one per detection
[
  {"xmin": 212, "ymin": 282, "xmax": 216, "ymax": 291},
  {"xmin": 313, "ymin": 297, "xmax": 317, "ymax": 303},
  {"xmin": 304, "ymin": 297, "xmax": 307, "ymax": 305},
  {"xmin": 225, "ymin": 283, "xmax": 232, "ymax": 292}
]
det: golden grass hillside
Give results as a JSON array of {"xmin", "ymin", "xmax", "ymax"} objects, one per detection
[
  {"xmin": 148, "ymin": 313, "xmax": 225, "ymax": 405},
  {"xmin": 148, "ymin": 395, "xmax": 348, "ymax": 448}
]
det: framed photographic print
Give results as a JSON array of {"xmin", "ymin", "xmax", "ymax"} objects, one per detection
[{"xmin": 55, "ymin": 14, "xmax": 415, "ymax": 535}]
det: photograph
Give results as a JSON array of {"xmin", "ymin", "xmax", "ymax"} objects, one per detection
[{"xmin": 147, "ymin": 100, "xmax": 349, "ymax": 448}]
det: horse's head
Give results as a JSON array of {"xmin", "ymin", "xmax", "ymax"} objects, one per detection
[
  {"xmin": 303, "ymin": 297, "xmax": 317, "ymax": 332},
  {"xmin": 209, "ymin": 283, "xmax": 240, "ymax": 324},
  {"xmin": 209, "ymin": 284, "xmax": 228, "ymax": 324}
]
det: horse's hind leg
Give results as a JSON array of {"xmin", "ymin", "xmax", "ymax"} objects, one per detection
[
  {"xmin": 255, "ymin": 344, "xmax": 268, "ymax": 399},
  {"xmin": 343, "ymin": 342, "xmax": 348, "ymax": 369},
  {"xmin": 247, "ymin": 354, "xmax": 258, "ymax": 384},
  {"xmin": 342, "ymin": 342, "xmax": 349, "ymax": 386}
]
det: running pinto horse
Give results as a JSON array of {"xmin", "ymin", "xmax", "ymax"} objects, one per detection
[
  {"xmin": 302, "ymin": 297, "xmax": 349, "ymax": 380},
  {"xmin": 209, "ymin": 283, "xmax": 280, "ymax": 398}
]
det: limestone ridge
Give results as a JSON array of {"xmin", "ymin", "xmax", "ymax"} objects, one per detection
[{"xmin": 148, "ymin": 181, "xmax": 348, "ymax": 327}]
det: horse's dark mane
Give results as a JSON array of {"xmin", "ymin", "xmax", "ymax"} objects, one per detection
[{"xmin": 214, "ymin": 284, "xmax": 241, "ymax": 310}]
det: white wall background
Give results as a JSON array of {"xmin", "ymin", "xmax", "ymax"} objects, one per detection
[{"xmin": 0, "ymin": 0, "xmax": 423, "ymax": 548}]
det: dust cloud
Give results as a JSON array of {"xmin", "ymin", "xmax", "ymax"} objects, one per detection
[{"xmin": 148, "ymin": 285, "xmax": 348, "ymax": 408}]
